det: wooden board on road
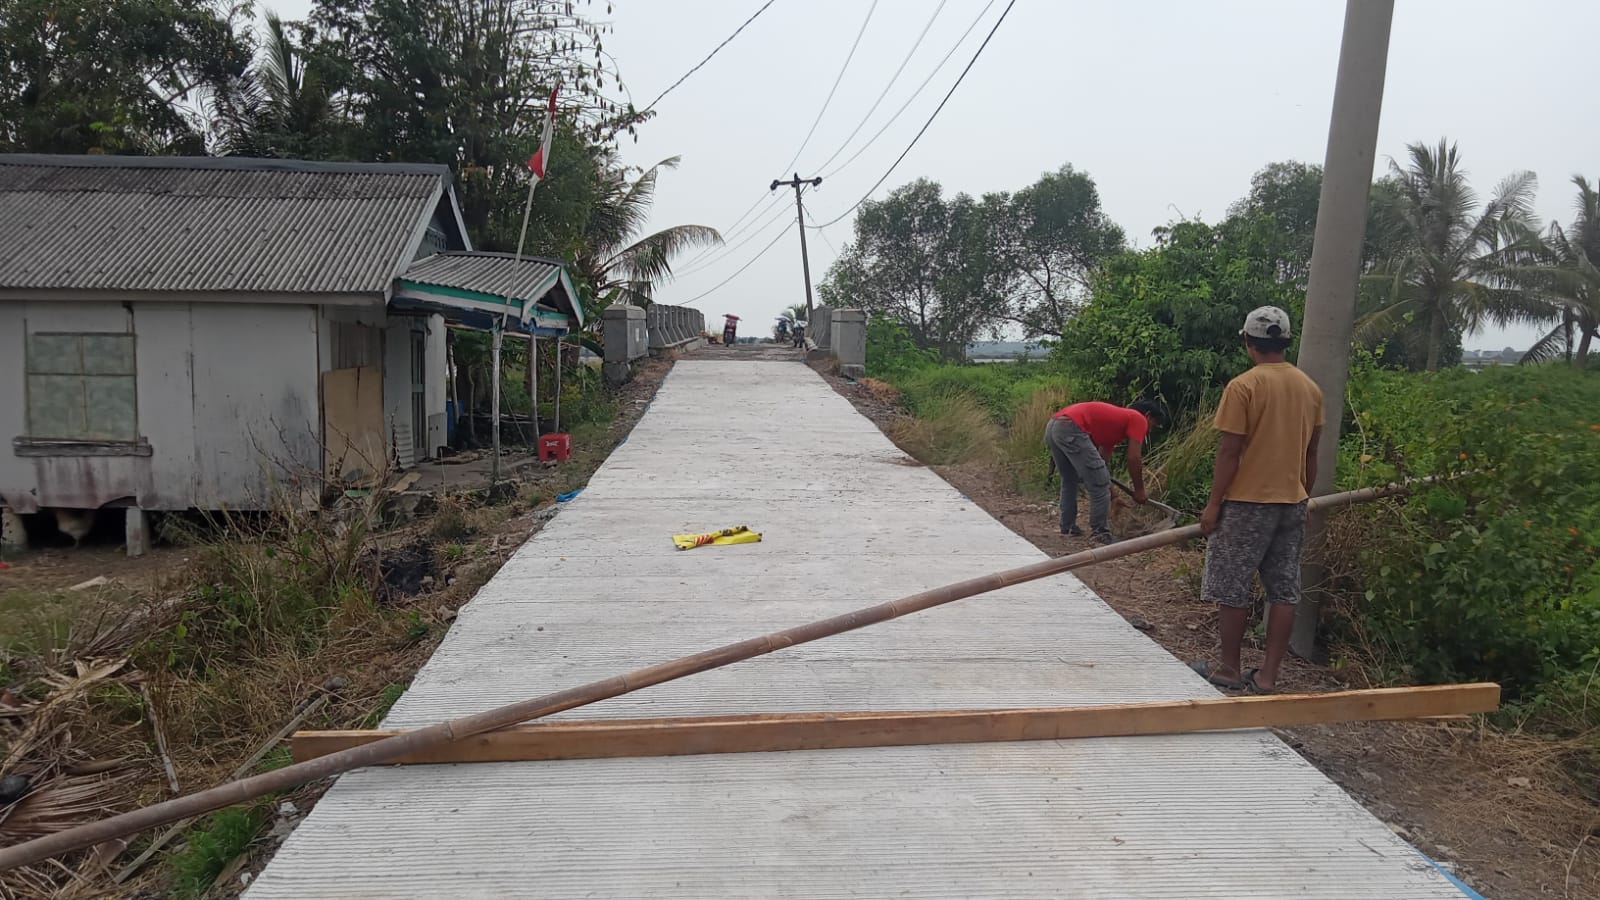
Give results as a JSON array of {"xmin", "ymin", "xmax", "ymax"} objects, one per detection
[{"xmin": 293, "ymin": 683, "xmax": 1499, "ymax": 765}]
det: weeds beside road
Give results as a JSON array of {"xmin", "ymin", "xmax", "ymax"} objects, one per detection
[
  {"xmin": 814, "ymin": 354, "xmax": 1600, "ymax": 900},
  {"xmin": 0, "ymin": 357, "xmax": 673, "ymax": 899}
]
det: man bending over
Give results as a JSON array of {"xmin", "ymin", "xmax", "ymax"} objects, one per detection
[{"xmin": 1045, "ymin": 398, "xmax": 1161, "ymax": 544}]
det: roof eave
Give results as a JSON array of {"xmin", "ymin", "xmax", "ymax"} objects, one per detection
[{"xmin": 0, "ymin": 288, "xmax": 387, "ymax": 305}]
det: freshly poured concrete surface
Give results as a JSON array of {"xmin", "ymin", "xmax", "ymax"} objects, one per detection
[{"xmin": 250, "ymin": 360, "xmax": 1461, "ymax": 898}]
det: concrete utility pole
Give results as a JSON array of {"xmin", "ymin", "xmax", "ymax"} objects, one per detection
[
  {"xmin": 1292, "ymin": 0, "xmax": 1396, "ymax": 659},
  {"xmin": 772, "ymin": 173, "xmax": 823, "ymax": 320}
]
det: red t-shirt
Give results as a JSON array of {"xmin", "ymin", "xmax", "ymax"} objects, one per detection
[{"xmin": 1055, "ymin": 401, "xmax": 1149, "ymax": 450}]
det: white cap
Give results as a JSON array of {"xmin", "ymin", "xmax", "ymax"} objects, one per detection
[{"xmin": 1240, "ymin": 306, "xmax": 1293, "ymax": 339}]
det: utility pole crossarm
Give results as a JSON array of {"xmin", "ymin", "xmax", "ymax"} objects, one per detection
[{"xmin": 772, "ymin": 173, "xmax": 824, "ymax": 321}]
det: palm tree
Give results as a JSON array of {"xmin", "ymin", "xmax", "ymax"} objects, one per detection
[
  {"xmin": 1502, "ymin": 176, "xmax": 1600, "ymax": 368},
  {"xmin": 1359, "ymin": 140, "xmax": 1543, "ymax": 371},
  {"xmin": 211, "ymin": 15, "xmax": 336, "ymax": 158},
  {"xmin": 572, "ymin": 155, "xmax": 721, "ymax": 310}
]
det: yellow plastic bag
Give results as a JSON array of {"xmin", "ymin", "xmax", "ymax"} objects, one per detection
[{"xmin": 672, "ymin": 525, "xmax": 763, "ymax": 550}]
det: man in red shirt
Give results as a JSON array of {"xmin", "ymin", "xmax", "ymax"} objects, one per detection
[{"xmin": 1045, "ymin": 399, "xmax": 1161, "ymax": 543}]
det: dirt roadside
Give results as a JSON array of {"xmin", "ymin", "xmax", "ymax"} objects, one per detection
[
  {"xmin": 0, "ymin": 355, "xmax": 677, "ymax": 898},
  {"xmin": 812, "ymin": 360, "xmax": 1600, "ymax": 900}
]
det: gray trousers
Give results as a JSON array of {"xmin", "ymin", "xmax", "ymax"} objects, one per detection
[{"xmin": 1045, "ymin": 417, "xmax": 1110, "ymax": 537}]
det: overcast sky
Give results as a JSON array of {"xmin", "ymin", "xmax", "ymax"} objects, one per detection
[{"xmin": 273, "ymin": 0, "xmax": 1596, "ymax": 349}]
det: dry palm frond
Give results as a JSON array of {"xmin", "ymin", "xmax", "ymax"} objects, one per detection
[
  {"xmin": 2, "ymin": 659, "xmax": 129, "ymax": 773},
  {"xmin": 0, "ymin": 772, "xmax": 136, "ymax": 843}
]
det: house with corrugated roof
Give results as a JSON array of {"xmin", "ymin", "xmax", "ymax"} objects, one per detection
[{"xmin": 0, "ymin": 154, "xmax": 582, "ymax": 551}]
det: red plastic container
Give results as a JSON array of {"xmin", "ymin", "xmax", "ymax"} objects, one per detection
[{"xmin": 538, "ymin": 433, "xmax": 572, "ymax": 462}]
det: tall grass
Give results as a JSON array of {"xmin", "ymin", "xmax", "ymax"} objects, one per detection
[
  {"xmin": 894, "ymin": 363, "xmax": 1066, "ymax": 425},
  {"xmin": 1003, "ymin": 385, "xmax": 1076, "ymax": 494},
  {"xmin": 889, "ymin": 392, "xmax": 1002, "ymax": 465},
  {"xmin": 1144, "ymin": 405, "xmax": 1219, "ymax": 512}
]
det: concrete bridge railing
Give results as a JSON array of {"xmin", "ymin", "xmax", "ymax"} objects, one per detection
[
  {"xmin": 648, "ymin": 304, "xmax": 705, "ymax": 355},
  {"xmin": 803, "ymin": 306, "xmax": 865, "ymax": 379},
  {"xmin": 607, "ymin": 303, "xmax": 704, "ymax": 385}
]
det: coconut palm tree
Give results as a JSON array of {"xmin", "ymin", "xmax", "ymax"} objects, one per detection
[
  {"xmin": 1501, "ymin": 176, "xmax": 1600, "ymax": 368},
  {"xmin": 211, "ymin": 14, "xmax": 336, "ymax": 158},
  {"xmin": 1359, "ymin": 140, "xmax": 1543, "ymax": 371},
  {"xmin": 572, "ymin": 154, "xmax": 721, "ymax": 311}
]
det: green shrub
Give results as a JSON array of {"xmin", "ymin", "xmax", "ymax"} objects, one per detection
[
  {"xmin": 1053, "ymin": 215, "xmax": 1301, "ymax": 413},
  {"xmin": 169, "ymin": 806, "xmax": 264, "ymax": 899},
  {"xmin": 865, "ymin": 315, "xmax": 937, "ymax": 380},
  {"xmin": 1334, "ymin": 365, "xmax": 1600, "ymax": 707}
]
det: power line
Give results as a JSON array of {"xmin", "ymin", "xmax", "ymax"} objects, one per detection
[
  {"xmin": 673, "ymin": 198, "xmax": 794, "ymax": 277},
  {"xmin": 676, "ymin": 191, "xmax": 785, "ymax": 269},
  {"xmin": 679, "ymin": 220, "xmax": 797, "ymax": 307},
  {"xmin": 820, "ymin": 0, "xmax": 999, "ymax": 181},
  {"xmin": 775, "ymin": 0, "xmax": 879, "ymax": 176},
  {"xmin": 640, "ymin": 0, "xmax": 781, "ymax": 113},
  {"xmin": 809, "ymin": 0, "xmax": 948, "ymax": 175},
  {"xmin": 681, "ymin": 0, "xmax": 880, "ymax": 265},
  {"xmin": 813, "ymin": 0, "xmax": 1017, "ymax": 229},
  {"xmin": 805, "ymin": 205, "xmax": 840, "ymax": 255}
]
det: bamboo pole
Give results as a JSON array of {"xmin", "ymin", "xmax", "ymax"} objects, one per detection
[{"xmin": 0, "ymin": 481, "xmax": 1411, "ymax": 871}]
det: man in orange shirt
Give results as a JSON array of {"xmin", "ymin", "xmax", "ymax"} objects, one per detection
[
  {"xmin": 1191, "ymin": 306, "xmax": 1324, "ymax": 693},
  {"xmin": 1045, "ymin": 398, "xmax": 1162, "ymax": 544}
]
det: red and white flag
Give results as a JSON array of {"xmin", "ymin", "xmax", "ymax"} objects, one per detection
[{"xmin": 525, "ymin": 86, "xmax": 558, "ymax": 183}]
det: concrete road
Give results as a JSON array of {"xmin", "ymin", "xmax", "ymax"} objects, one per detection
[{"xmin": 249, "ymin": 359, "xmax": 1466, "ymax": 899}]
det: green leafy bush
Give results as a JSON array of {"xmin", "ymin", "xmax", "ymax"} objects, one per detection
[
  {"xmin": 1335, "ymin": 365, "xmax": 1600, "ymax": 706},
  {"xmin": 865, "ymin": 315, "xmax": 938, "ymax": 380},
  {"xmin": 1054, "ymin": 215, "xmax": 1301, "ymax": 412}
]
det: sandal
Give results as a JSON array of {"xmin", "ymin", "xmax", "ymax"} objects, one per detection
[
  {"xmin": 1188, "ymin": 660, "xmax": 1245, "ymax": 691},
  {"xmin": 1243, "ymin": 669, "xmax": 1277, "ymax": 694}
]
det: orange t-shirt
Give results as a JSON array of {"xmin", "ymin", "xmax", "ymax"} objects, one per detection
[
  {"xmin": 1213, "ymin": 363, "xmax": 1325, "ymax": 503},
  {"xmin": 1055, "ymin": 401, "xmax": 1149, "ymax": 450}
]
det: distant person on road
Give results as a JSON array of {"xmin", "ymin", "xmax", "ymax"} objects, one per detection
[
  {"xmin": 1191, "ymin": 305, "xmax": 1324, "ymax": 695},
  {"xmin": 792, "ymin": 319, "xmax": 806, "ymax": 348},
  {"xmin": 1045, "ymin": 398, "xmax": 1162, "ymax": 544}
]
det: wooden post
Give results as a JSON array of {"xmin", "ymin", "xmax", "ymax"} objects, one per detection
[{"xmin": 291, "ymin": 685, "xmax": 1500, "ymax": 765}]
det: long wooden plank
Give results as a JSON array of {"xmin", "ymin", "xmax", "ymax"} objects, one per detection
[{"xmin": 292, "ymin": 683, "xmax": 1499, "ymax": 765}]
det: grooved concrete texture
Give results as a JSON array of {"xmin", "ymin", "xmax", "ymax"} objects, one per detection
[{"xmin": 249, "ymin": 360, "xmax": 1463, "ymax": 899}]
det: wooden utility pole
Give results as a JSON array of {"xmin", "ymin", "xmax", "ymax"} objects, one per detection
[
  {"xmin": 771, "ymin": 173, "xmax": 823, "ymax": 320},
  {"xmin": 1293, "ymin": 0, "xmax": 1395, "ymax": 658}
]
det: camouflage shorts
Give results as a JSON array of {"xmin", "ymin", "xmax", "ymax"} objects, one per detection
[{"xmin": 1202, "ymin": 500, "xmax": 1308, "ymax": 608}]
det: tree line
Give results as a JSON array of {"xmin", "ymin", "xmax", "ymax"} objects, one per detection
[
  {"xmin": 819, "ymin": 143, "xmax": 1600, "ymax": 407},
  {"xmin": 0, "ymin": 0, "xmax": 720, "ymax": 315},
  {"xmin": 1, "ymin": 0, "xmax": 722, "ymax": 420}
]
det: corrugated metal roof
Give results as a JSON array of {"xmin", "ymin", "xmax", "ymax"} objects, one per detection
[
  {"xmin": 402, "ymin": 252, "xmax": 562, "ymax": 302},
  {"xmin": 0, "ymin": 155, "xmax": 452, "ymax": 296},
  {"xmin": 401, "ymin": 251, "xmax": 582, "ymax": 325}
]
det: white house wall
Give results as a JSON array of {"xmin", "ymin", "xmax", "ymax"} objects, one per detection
[
  {"xmin": 1, "ymin": 300, "xmax": 326, "ymax": 514},
  {"xmin": 189, "ymin": 304, "xmax": 321, "ymax": 510},
  {"xmin": 133, "ymin": 304, "xmax": 198, "ymax": 509},
  {"xmin": 0, "ymin": 303, "xmax": 27, "ymax": 509},
  {"xmin": 425, "ymin": 313, "xmax": 447, "ymax": 455},
  {"xmin": 382, "ymin": 315, "xmax": 416, "ymax": 469}
]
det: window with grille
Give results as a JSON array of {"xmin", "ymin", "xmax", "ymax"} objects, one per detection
[{"xmin": 25, "ymin": 333, "xmax": 139, "ymax": 442}]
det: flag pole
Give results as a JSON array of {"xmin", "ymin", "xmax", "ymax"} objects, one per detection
[{"xmin": 493, "ymin": 84, "xmax": 557, "ymax": 487}]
